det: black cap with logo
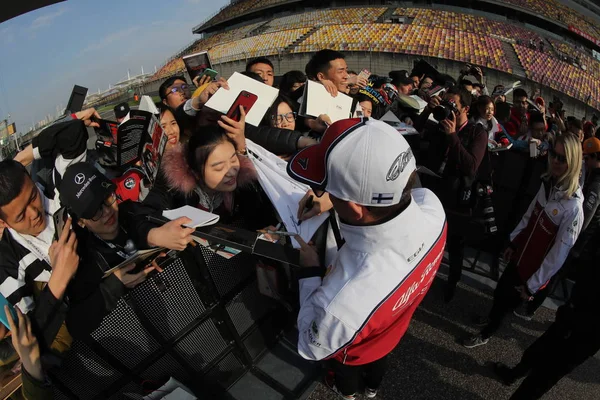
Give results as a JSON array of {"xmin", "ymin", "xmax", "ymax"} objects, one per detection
[
  {"xmin": 113, "ymin": 102, "xmax": 130, "ymax": 120},
  {"xmin": 59, "ymin": 162, "xmax": 116, "ymax": 219}
]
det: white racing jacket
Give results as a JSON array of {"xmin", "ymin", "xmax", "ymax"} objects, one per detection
[
  {"xmin": 297, "ymin": 188, "xmax": 447, "ymax": 365},
  {"xmin": 510, "ymin": 180, "xmax": 583, "ymax": 294}
]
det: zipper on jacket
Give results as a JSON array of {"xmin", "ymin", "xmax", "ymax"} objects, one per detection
[{"xmin": 342, "ymin": 349, "xmax": 348, "ymax": 364}]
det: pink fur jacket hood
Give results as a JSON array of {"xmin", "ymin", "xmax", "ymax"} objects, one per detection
[{"xmin": 160, "ymin": 143, "xmax": 258, "ymax": 211}]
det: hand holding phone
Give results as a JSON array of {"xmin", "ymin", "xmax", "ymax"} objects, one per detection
[
  {"xmin": 53, "ymin": 207, "xmax": 69, "ymax": 241},
  {"xmin": 227, "ymin": 91, "xmax": 257, "ymax": 122},
  {"xmin": 202, "ymin": 68, "xmax": 219, "ymax": 79},
  {"xmin": 358, "ymin": 69, "xmax": 371, "ymax": 81}
]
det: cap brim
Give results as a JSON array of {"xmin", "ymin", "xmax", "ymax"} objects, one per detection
[{"xmin": 287, "ymin": 118, "xmax": 367, "ymax": 190}]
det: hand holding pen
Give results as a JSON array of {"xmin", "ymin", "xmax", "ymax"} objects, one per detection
[{"xmin": 297, "ymin": 190, "xmax": 333, "ymax": 223}]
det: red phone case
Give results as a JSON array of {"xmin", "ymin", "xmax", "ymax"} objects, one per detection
[{"xmin": 227, "ymin": 91, "xmax": 258, "ymax": 122}]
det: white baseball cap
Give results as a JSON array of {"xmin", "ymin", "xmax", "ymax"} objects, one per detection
[{"xmin": 287, "ymin": 118, "xmax": 416, "ymax": 207}]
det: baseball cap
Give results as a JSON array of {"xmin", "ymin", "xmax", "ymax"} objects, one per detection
[
  {"xmin": 59, "ymin": 162, "xmax": 116, "ymax": 219},
  {"xmin": 389, "ymin": 70, "xmax": 413, "ymax": 86},
  {"xmin": 287, "ymin": 118, "xmax": 416, "ymax": 207},
  {"xmin": 113, "ymin": 102, "xmax": 130, "ymax": 119},
  {"xmin": 583, "ymin": 137, "xmax": 600, "ymax": 155}
]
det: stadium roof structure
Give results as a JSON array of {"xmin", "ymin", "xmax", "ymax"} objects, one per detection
[{"xmin": 0, "ymin": 0, "xmax": 65, "ymax": 24}]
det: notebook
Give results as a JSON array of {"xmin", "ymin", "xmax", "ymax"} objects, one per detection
[{"xmin": 162, "ymin": 206, "xmax": 220, "ymax": 228}]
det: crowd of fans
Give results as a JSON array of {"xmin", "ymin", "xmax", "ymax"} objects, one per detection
[
  {"xmin": 0, "ymin": 46, "xmax": 599, "ymax": 400},
  {"xmin": 150, "ymin": 5, "xmax": 600, "ymax": 111}
]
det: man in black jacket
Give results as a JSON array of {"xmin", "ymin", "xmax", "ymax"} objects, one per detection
[
  {"xmin": 57, "ymin": 163, "xmax": 177, "ymax": 338},
  {"xmin": 493, "ymin": 259, "xmax": 600, "ymax": 399},
  {"xmin": 415, "ymin": 86, "xmax": 488, "ymax": 302},
  {"xmin": 578, "ymin": 137, "xmax": 600, "ymax": 242}
]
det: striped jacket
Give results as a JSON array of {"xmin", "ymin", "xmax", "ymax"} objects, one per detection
[{"xmin": 0, "ymin": 223, "xmax": 67, "ymax": 349}]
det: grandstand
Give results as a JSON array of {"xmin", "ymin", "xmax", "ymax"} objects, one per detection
[{"xmin": 147, "ymin": 0, "xmax": 600, "ymax": 111}]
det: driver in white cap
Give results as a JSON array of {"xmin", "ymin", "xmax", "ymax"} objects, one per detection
[{"xmin": 287, "ymin": 118, "xmax": 447, "ymax": 399}]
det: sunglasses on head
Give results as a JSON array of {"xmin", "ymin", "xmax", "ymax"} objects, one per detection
[{"xmin": 549, "ymin": 148, "xmax": 567, "ymax": 164}]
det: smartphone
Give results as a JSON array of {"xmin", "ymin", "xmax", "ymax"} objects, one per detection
[
  {"xmin": 227, "ymin": 91, "xmax": 258, "ymax": 122},
  {"xmin": 0, "ymin": 295, "xmax": 18, "ymax": 330},
  {"xmin": 358, "ymin": 68, "xmax": 371, "ymax": 81},
  {"xmin": 201, "ymin": 68, "xmax": 218, "ymax": 80},
  {"xmin": 53, "ymin": 207, "xmax": 69, "ymax": 241}
]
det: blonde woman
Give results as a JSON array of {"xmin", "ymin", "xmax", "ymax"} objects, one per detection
[{"xmin": 464, "ymin": 133, "xmax": 583, "ymax": 348}]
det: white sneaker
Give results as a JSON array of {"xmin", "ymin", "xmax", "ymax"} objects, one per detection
[
  {"xmin": 365, "ymin": 387, "xmax": 378, "ymax": 398},
  {"xmin": 463, "ymin": 334, "xmax": 489, "ymax": 348}
]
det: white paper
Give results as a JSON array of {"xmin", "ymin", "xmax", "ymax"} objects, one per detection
[
  {"xmin": 162, "ymin": 205, "xmax": 219, "ymax": 228},
  {"xmin": 409, "ymin": 95, "xmax": 428, "ymax": 113},
  {"xmin": 380, "ymin": 110, "xmax": 401, "ymax": 123},
  {"xmin": 139, "ymin": 95, "xmax": 160, "ymax": 115},
  {"xmin": 204, "ymin": 72, "xmax": 279, "ymax": 126},
  {"xmin": 163, "ymin": 388, "xmax": 196, "ymax": 400},
  {"xmin": 302, "ymin": 80, "xmax": 354, "ymax": 123},
  {"xmin": 379, "ymin": 111, "xmax": 419, "ymax": 135},
  {"xmin": 142, "ymin": 378, "xmax": 196, "ymax": 400},
  {"xmin": 246, "ymin": 139, "xmax": 329, "ymax": 248}
]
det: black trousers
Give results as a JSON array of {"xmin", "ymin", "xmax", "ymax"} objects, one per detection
[
  {"xmin": 447, "ymin": 223, "xmax": 465, "ymax": 287},
  {"xmin": 481, "ymin": 263, "xmax": 524, "ymax": 339},
  {"xmin": 509, "ymin": 317, "xmax": 600, "ymax": 399},
  {"xmin": 330, "ymin": 355, "xmax": 389, "ymax": 396}
]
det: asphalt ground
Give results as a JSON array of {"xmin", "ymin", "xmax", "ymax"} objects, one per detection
[{"xmin": 306, "ymin": 270, "xmax": 600, "ymax": 400}]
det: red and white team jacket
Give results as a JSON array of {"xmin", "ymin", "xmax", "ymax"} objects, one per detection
[
  {"xmin": 297, "ymin": 188, "xmax": 447, "ymax": 365},
  {"xmin": 510, "ymin": 181, "xmax": 583, "ymax": 294}
]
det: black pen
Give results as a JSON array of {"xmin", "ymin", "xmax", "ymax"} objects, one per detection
[{"xmin": 298, "ymin": 195, "xmax": 314, "ymax": 226}]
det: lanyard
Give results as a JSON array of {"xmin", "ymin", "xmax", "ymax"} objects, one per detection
[{"xmin": 21, "ymin": 235, "xmax": 51, "ymax": 265}]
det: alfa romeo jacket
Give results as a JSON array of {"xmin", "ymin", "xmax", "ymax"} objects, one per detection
[
  {"xmin": 297, "ymin": 188, "xmax": 447, "ymax": 365},
  {"xmin": 510, "ymin": 179, "xmax": 583, "ymax": 294}
]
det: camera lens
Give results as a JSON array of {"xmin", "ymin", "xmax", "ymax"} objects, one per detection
[{"xmin": 433, "ymin": 105, "xmax": 451, "ymax": 122}]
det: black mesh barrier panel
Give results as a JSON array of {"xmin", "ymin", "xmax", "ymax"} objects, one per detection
[{"xmin": 49, "ymin": 248, "xmax": 291, "ymax": 399}]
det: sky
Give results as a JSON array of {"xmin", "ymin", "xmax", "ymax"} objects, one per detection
[{"xmin": 0, "ymin": 0, "xmax": 229, "ymax": 134}]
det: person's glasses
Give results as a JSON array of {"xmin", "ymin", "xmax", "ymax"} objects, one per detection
[
  {"xmin": 272, "ymin": 112, "xmax": 297, "ymax": 124},
  {"xmin": 168, "ymin": 84, "xmax": 191, "ymax": 95},
  {"xmin": 91, "ymin": 192, "xmax": 118, "ymax": 222},
  {"xmin": 549, "ymin": 148, "xmax": 567, "ymax": 164}
]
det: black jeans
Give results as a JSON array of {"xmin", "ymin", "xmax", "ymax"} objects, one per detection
[
  {"xmin": 481, "ymin": 263, "xmax": 524, "ymax": 339},
  {"xmin": 509, "ymin": 317, "xmax": 600, "ymax": 399},
  {"xmin": 330, "ymin": 355, "xmax": 389, "ymax": 396}
]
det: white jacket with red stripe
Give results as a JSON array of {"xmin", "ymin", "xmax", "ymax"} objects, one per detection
[
  {"xmin": 297, "ymin": 188, "xmax": 447, "ymax": 365},
  {"xmin": 510, "ymin": 180, "xmax": 583, "ymax": 294}
]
